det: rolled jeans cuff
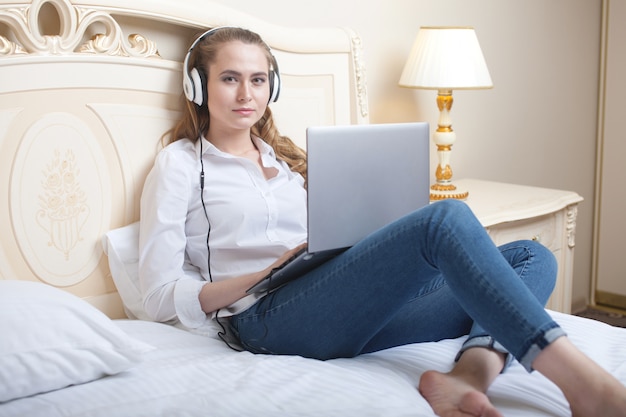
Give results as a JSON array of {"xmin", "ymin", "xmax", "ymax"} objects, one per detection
[
  {"xmin": 518, "ymin": 327, "xmax": 567, "ymax": 372},
  {"xmin": 456, "ymin": 327, "xmax": 568, "ymax": 373},
  {"xmin": 455, "ymin": 336, "xmax": 514, "ymax": 372}
]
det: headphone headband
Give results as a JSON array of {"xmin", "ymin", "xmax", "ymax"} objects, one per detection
[{"xmin": 182, "ymin": 27, "xmax": 281, "ymax": 106}]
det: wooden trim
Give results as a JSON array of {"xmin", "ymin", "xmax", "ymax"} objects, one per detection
[
  {"xmin": 596, "ymin": 290, "xmax": 626, "ymax": 310},
  {"xmin": 592, "ymin": 0, "xmax": 610, "ymax": 307}
]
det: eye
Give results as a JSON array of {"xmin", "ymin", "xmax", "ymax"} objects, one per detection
[
  {"xmin": 252, "ymin": 77, "xmax": 267, "ymax": 85},
  {"xmin": 222, "ymin": 75, "xmax": 238, "ymax": 83}
]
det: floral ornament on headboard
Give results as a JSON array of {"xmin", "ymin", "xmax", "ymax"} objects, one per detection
[
  {"xmin": 0, "ymin": 0, "xmax": 160, "ymax": 57},
  {"xmin": 37, "ymin": 149, "xmax": 89, "ymax": 261}
]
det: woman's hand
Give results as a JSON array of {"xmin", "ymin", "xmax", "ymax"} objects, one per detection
[
  {"xmin": 267, "ymin": 242, "xmax": 307, "ymax": 271},
  {"xmin": 198, "ymin": 242, "xmax": 307, "ymax": 315}
]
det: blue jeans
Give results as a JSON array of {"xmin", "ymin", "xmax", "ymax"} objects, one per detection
[{"xmin": 231, "ymin": 199, "xmax": 565, "ymax": 372}]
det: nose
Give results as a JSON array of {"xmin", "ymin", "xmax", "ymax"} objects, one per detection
[{"xmin": 238, "ymin": 82, "xmax": 252, "ymax": 102}]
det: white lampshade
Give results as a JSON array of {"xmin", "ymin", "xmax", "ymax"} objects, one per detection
[{"xmin": 399, "ymin": 26, "xmax": 493, "ymax": 90}]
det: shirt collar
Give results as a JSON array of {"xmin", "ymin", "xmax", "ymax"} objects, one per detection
[
  {"xmin": 196, "ymin": 135, "xmax": 275, "ymax": 159},
  {"xmin": 251, "ymin": 136, "xmax": 276, "ymax": 159},
  {"xmin": 196, "ymin": 135, "xmax": 211, "ymax": 158}
]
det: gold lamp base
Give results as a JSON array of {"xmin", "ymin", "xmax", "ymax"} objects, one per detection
[
  {"xmin": 428, "ymin": 89, "xmax": 468, "ymax": 202},
  {"xmin": 430, "ymin": 182, "xmax": 469, "ymax": 201}
]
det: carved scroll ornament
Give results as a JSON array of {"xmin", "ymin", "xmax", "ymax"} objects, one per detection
[
  {"xmin": 0, "ymin": 0, "xmax": 159, "ymax": 57},
  {"xmin": 350, "ymin": 33, "xmax": 369, "ymax": 119},
  {"xmin": 566, "ymin": 204, "xmax": 578, "ymax": 248}
]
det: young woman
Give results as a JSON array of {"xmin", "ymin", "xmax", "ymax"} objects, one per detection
[{"xmin": 139, "ymin": 26, "xmax": 626, "ymax": 417}]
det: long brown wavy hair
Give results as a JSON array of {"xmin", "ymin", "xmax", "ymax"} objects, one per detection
[{"xmin": 164, "ymin": 27, "xmax": 307, "ymax": 180}]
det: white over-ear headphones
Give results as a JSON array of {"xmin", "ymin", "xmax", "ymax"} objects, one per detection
[{"xmin": 182, "ymin": 27, "xmax": 281, "ymax": 106}]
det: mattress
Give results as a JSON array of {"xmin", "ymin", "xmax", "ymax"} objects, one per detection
[{"xmin": 3, "ymin": 310, "xmax": 624, "ymax": 417}]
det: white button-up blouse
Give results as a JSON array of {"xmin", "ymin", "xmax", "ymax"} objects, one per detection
[{"xmin": 139, "ymin": 135, "xmax": 307, "ymax": 329}]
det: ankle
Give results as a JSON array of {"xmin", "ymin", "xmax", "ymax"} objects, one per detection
[{"xmin": 452, "ymin": 348, "xmax": 506, "ymax": 392}]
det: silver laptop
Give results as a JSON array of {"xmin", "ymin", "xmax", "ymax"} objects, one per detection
[{"xmin": 246, "ymin": 122, "xmax": 430, "ymax": 294}]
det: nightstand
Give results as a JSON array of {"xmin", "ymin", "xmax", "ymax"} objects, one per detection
[{"xmin": 457, "ymin": 179, "xmax": 584, "ymax": 314}]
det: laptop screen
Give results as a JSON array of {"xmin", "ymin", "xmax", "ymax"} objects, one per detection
[{"xmin": 306, "ymin": 122, "xmax": 430, "ymax": 252}]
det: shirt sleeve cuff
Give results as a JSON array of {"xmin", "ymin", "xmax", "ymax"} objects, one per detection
[{"xmin": 173, "ymin": 279, "xmax": 208, "ymax": 329}]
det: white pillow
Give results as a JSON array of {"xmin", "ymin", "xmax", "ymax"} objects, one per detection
[
  {"xmin": 101, "ymin": 221, "xmax": 149, "ymax": 320},
  {"xmin": 0, "ymin": 280, "xmax": 153, "ymax": 402}
]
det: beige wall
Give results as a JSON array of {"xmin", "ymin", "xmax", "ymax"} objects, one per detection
[{"xmin": 212, "ymin": 0, "xmax": 602, "ymax": 311}]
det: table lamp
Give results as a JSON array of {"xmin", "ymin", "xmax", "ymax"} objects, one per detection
[{"xmin": 399, "ymin": 26, "xmax": 492, "ymax": 200}]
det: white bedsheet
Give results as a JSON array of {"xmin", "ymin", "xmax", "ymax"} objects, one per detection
[{"xmin": 3, "ymin": 310, "xmax": 625, "ymax": 417}]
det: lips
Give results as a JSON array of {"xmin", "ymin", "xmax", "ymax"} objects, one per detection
[{"xmin": 234, "ymin": 108, "xmax": 255, "ymax": 116}]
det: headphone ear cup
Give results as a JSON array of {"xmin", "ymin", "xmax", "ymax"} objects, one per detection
[
  {"xmin": 269, "ymin": 70, "xmax": 280, "ymax": 103},
  {"xmin": 188, "ymin": 68, "xmax": 206, "ymax": 106},
  {"xmin": 268, "ymin": 57, "xmax": 281, "ymax": 103},
  {"xmin": 182, "ymin": 66, "xmax": 195, "ymax": 103}
]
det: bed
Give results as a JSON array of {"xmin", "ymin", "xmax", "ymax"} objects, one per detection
[{"xmin": 1, "ymin": 1, "xmax": 625, "ymax": 416}]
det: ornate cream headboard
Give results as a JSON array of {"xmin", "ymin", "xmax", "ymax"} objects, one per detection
[{"xmin": 0, "ymin": 0, "xmax": 368, "ymax": 318}]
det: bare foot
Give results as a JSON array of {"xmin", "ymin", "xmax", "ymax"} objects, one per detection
[
  {"xmin": 567, "ymin": 375, "xmax": 626, "ymax": 417},
  {"xmin": 533, "ymin": 337, "xmax": 626, "ymax": 417},
  {"xmin": 418, "ymin": 370, "xmax": 503, "ymax": 417}
]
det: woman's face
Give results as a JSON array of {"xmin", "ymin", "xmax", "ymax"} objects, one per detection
[{"xmin": 205, "ymin": 41, "xmax": 271, "ymax": 136}]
